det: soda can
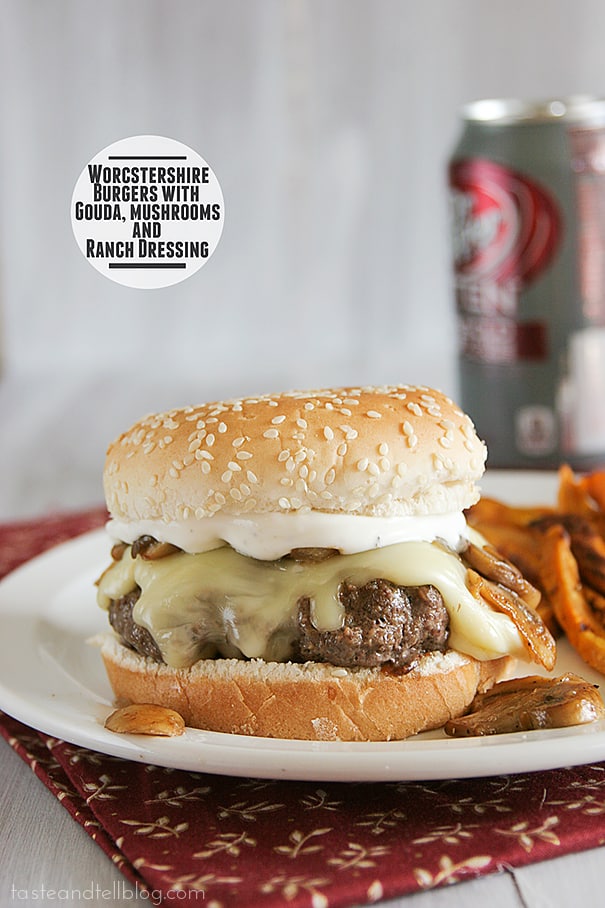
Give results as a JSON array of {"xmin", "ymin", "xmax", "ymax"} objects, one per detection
[{"xmin": 449, "ymin": 95, "xmax": 605, "ymax": 469}]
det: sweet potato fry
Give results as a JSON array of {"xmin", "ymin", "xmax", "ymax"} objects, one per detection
[
  {"xmin": 584, "ymin": 587, "xmax": 605, "ymax": 627},
  {"xmin": 532, "ymin": 513, "xmax": 605, "ymax": 598},
  {"xmin": 557, "ymin": 464, "xmax": 594, "ymax": 516},
  {"xmin": 467, "ymin": 497, "xmax": 552, "ymax": 528},
  {"xmin": 540, "ymin": 523, "xmax": 605, "ymax": 676},
  {"xmin": 555, "ymin": 464, "xmax": 605, "ymax": 538},
  {"xmin": 580, "ymin": 469, "xmax": 605, "ymax": 513}
]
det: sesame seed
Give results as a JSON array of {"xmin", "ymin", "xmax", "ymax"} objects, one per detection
[
  {"xmin": 357, "ymin": 458, "xmax": 369, "ymax": 471},
  {"xmin": 215, "ymin": 492, "xmax": 226, "ymax": 506},
  {"xmin": 221, "ymin": 470, "xmax": 233, "ymax": 483},
  {"xmin": 227, "ymin": 461, "xmax": 241, "ymax": 471},
  {"xmin": 279, "ymin": 497, "xmax": 290, "ymax": 509},
  {"xmin": 294, "ymin": 450, "xmax": 306, "ymax": 463},
  {"xmin": 236, "ymin": 451, "xmax": 253, "ymax": 460},
  {"xmin": 367, "ymin": 410, "xmax": 382, "ymax": 419},
  {"xmin": 233, "ymin": 437, "xmax": 246, "ymax": 447},
  {"xmin": 368, "ymin": 462, "xmax": 380, "ymax": 476},
  {"xmin": 195, "ymin": 450, "xmax": 213, "ymax": 460},
  {"xmin": 304, "ymin": 402, "xmax": 314, "ymax": 411},
  {"xmin": 272, "ymin": 415, "xmax": 286, "ymax": 425},
  {"xmin": 397, "ymin": 462, "xmax": 408, "ymax": 476},
  {"xmin": 278, "ymin": 450, "xmax": 290, "ymax": 462},
  {"xmin": 407, "ymin": 435, "xmax": 418, "ymax": 449},
  {"xmin": 439, "ymin": 436, "xmax": 453, "ymax": 449},
  {"xmin": 379, "ymin": 442, "xmax": 389, "ymax": 456},
  {"xmin": 402, "ymin": 421, "xmax": 414, "ymax": 436},
  {"xmin": 263, "ymin": 428, "xmax": 279, "ymax": 439},
  {"xmin": 200, "ymin": 461, "xmax": 211, "ymax": 474},
  {"xmin": 296, "ymin": 418, "xmax": 308, "ymax": 429},
  {"xmin": 230, "ymin": 489, "xmax": 242, "ymax": 501},
  {"xmin": 407, "ymin": 402, "xmax": 422, "ymax": 416},
  {"xmin": 323, "ymin": 426, "xmax": 334, "ymax": 441},
  {"xmin": 380, "ymin": 457, "xmax": 391, "ymax": 471},
  {"xmin": 163, "ymin": 435, "xmax": 173, "ymax": 445},
  {"xmin": 169, "ymin": 467, "xmax": 178, "ymax": 478},
  {"xmin": 337, "ymin": 443, "xmax": 347, "ymax": 456},
  {"xmin": 188, "ymin": 438, "xmax": 202, "ymax": 453},
  {"xmin": 206, "ymin": 434, "xmax": 215, "ymax": 446},
  {"xmin": 325, "ymin": 468, "xmax": 336, "ymax": 485},
  {"xmin": 218, "ymin": 422, "xmax": 227, "ymax": 433},
  {"xmin": 247, "ymin": 470, "xmax": 258, "ymax": 483}
]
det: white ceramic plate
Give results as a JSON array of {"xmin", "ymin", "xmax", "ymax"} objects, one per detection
[{"xmin": 1, "ymin": 470, "xmax": 605, "ymax": 782}]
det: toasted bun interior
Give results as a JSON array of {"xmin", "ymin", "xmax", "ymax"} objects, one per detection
[
  {"xmin": 104, "ymin": 385, "xmax": 487, "ymax": 525},
  {"xmin": 99, "ymin": 635, "xmax": 513, "ymax": 742}
]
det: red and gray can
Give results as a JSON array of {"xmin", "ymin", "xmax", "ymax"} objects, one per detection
[{"xmin": 449, "ymin": 96, "xmax": 605, "ymax": 468}]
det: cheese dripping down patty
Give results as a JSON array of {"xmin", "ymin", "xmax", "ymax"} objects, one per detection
[{"xmin": 97, "ymin": 511, "xmax": 527, "ymax": 670}]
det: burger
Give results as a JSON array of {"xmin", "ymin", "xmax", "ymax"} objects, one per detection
[{"xmin": 96, "ymin": 385, "xmax": 555, "ymax": 741}]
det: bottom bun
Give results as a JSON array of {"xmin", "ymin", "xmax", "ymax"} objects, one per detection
[{"xmin": 98, "ymin": 634, "xmax": 515, "ymax": 742}]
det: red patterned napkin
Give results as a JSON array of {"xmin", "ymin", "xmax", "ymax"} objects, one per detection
[{"xmin": 2, "ymin": 509, "xmax": 605, "ymax": 908}]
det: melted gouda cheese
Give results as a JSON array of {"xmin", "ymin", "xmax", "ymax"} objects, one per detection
[{"xmin": 97, "ymin": 541, "xmax": 526, "ymax": 669}]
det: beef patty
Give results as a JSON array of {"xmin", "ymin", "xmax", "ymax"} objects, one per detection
[{"xmin": 107, "ymin": 579, "xmax": 449, "ymax": 671}]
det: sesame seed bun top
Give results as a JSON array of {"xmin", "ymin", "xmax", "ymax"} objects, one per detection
[{"xmin": 103, "ymin": 385, "xmax": 487, "ymax": 523}]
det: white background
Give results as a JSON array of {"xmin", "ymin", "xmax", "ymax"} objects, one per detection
[{"xmin": 2, "ymin": 0, "xmax": 605, "ymax": 517}]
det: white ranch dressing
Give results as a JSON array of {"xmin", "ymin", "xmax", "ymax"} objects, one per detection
[{"xmin": 106, "ymin": 510, "xmax": 470, "ymax": 560}]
